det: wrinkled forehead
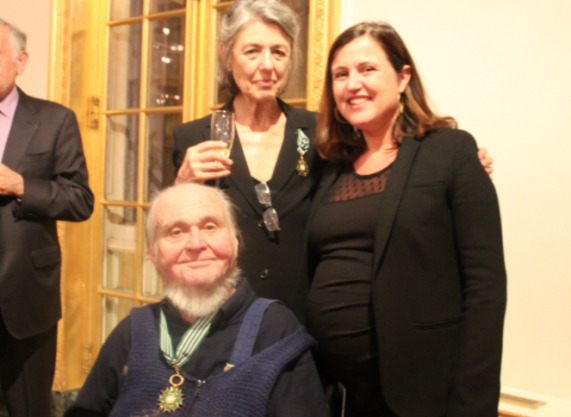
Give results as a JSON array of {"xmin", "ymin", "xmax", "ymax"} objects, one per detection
[
  {"xmin": 156, "ymin": 190, "xmax": 236, "ymax": 236},
  {"xmin": 235, "ymin": 20, "xmax": 292, "ymax": 48},
  {"xmin": 159, "ymin": 190, "xmax": 223, "ymax": 219}
]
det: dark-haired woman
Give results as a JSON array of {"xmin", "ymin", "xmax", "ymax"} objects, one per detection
[{"xmin": 306, "ymin": 21, "xmax": 506, "ymax": 417}]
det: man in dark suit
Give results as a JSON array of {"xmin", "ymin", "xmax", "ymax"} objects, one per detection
[{"xmin": 0, "ymin": 19, "xmax": 93, "ymax": 416}]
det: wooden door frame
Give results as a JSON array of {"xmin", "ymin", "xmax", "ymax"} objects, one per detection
[{"xmin": 49, "ymin": 0, "xmax": 103, "ymax": 391}]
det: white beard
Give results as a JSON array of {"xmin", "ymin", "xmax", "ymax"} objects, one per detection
[{"xmin": 164, "ymin": 268, "xmax": 241, "ymax": 319}]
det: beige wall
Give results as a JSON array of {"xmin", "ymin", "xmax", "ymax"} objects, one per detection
[
  {"xmin": 2, "ymin": 0, "xmax": 51, "ymax": 99},
  {"xmin": 341, "ymin": 0, "xmax": 571, "ymax": 415}
]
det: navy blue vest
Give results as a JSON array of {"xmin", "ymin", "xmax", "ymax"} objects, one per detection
[{"xmin": 109, "ymin": 298, "xmax": 315, "ymax": 417}]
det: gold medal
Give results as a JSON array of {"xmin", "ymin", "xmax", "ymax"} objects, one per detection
[
  {"xmin": 296, "ymin": 157, "xmax": 309, "ymax": 177},
  {"xmin": 296, "ymin": 129, "xmax": 310, "ymax": 177},
  {"xmin": 158, "ymin": 372, "xmax": 184, "ymax": 413}
]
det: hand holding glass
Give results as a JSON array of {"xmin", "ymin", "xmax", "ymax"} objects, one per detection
[{"xmin": 210, "ymin": 110, "xmax": 235, "ymax": 157}]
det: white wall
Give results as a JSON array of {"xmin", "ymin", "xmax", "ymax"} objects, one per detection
[
  {"xmin": 2, "ymin": 0, "xmax": 51, "ymax": 99},
  {"xmin": 342, "ymin": 0, "xmax": 571, "ymax": 414}
]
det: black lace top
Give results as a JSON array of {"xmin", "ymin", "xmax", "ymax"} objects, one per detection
[{"xmin": 307, "ymin": 164, "xmax": 392, "ymax": 412}]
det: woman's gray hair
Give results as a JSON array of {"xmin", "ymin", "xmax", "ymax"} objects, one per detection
[
  {"xmin": 0, "ymin": 19, "xmax": 27, "ymax": 60},
  {"xmin": 217, "ymin": 0, "xmax": 301, "ymax": 96}
]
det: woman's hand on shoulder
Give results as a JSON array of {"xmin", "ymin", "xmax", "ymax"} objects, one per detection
[
  {"xmin": 175, "ymin": 141, "xmax": 233, "ymax": 184},
  {"xmin": 477, "ymin": 147, "xmax": 494, "ymax": 179}
]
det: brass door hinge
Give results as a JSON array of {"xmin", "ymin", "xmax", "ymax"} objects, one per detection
[{"xmin": 87, "ymin": 96, "xmax": 100, "ymax": 130}]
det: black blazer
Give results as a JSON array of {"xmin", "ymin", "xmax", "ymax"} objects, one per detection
[
  {"xmin": 0, "ymin": 89, "xmax": 93, "ymax": 339},
  {"xmin": 173, "ymin": 99, "xmax": 324, "ymax": 321},
  {"xmin": 308, "ymin": 128, "xmax": 506, "ymax": 417}
]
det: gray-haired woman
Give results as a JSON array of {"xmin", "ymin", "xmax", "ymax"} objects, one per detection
[{"xmin": 173, "ymin": 0, "xmax": 324, "ymax": 321}]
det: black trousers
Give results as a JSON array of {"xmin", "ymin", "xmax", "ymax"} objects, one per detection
[{"xmin": 0, "ymin": 314, "xmax": 57, "ymax": 417}]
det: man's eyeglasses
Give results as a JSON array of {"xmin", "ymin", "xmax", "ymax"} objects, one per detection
[{"xmin": 254, "ymin": 182, "xmax": 280, "ymax": 232}]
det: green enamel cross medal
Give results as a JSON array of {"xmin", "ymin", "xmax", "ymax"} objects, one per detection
[
  {"xmin": 158, "ymin": 368, "xmax": 184, "ymax": 412},
  {"xmin": 296, "ymin": 128, "xmax": 310, "ymax": 177}
]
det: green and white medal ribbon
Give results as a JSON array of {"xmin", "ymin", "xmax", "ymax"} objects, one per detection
[
  {"xmin": 296, "ymin": 128, "xmax": 310, "ymax": 177},
  {"xmin": 157, "ymin": 309, "xmax": 214, "ymax": 413}
]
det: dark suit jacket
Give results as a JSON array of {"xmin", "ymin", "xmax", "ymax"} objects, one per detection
[
  {"xmin": 0, "ymin": 89, "xmax": 93, "ymax": 340},
  {"xmin": 173, "ymin": 99, "xmax": 324, "ymax": 321},
  {"xmin": 308, "ymin": 128, "xmax": 506, "ymax": 417}
]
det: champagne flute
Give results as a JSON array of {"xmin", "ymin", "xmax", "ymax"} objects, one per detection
[{"xmin": 210, "ymin": 110, "xmax": 235, "ymax": 157}]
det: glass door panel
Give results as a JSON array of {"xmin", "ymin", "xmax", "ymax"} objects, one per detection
[
  {"xmin": 148, "ymin": 17, "xmax": 185, "ymax": 108},
  {"xmin": 107, "ymin": 23, "xmax": 143, "ymax": 110},
  {"xmin": 102, "ymin": 296, "xmax": 139, "ymax": 339},
  {"xmin": 145, "ymin": 113, "xmax": 181, "ymax": 199},
  {"xmin": 109, "ymin": 1, "xmax": 144, "ymax": 20},
  {"xmin": 150, "ymin": 0, "xmax": 187, "ymax": 14},
  {"xmin": 105, "ymin": 115, "xmax": 139, "ymax": 201},
  {"xmin": 103, "ymin": 206, "xmax": 138, "ymax": 293}
]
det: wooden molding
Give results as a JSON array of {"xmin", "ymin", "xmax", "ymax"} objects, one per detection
[
  {"xmin": 498, "ymin": 411, "xmax": 531, "ymax": 417},
  {"xmin": 307, "ymin": 0, "xmax": 339, "ymax": 111}
]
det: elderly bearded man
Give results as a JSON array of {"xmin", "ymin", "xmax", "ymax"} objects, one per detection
[{"xmin": 65, "ymin": 183, "xmax": 327, "ymax": 417}]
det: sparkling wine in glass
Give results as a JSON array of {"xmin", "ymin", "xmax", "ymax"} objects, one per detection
[{"xmin": 210, "ymin": 110, "xmax": 235, "ymax": 157}]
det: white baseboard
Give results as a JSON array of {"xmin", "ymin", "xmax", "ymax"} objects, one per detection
[{"xmin": 500, "ymin": 387, "xmax": 571, "ymax": 417}]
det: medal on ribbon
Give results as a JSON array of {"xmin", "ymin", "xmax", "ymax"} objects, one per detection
[
  {"xmin": 158, "ymin": 362, "xmax": 185, "ymax": 413},
  {"xmin": 157, "ymin": 308, "xmax": 213, "ymax": 413},
  {"xmin": 296, "ymin": 129, "xmax": 310, "ymax": 177}
]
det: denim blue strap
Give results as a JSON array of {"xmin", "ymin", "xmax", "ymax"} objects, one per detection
[{"xmin": 228, "ymin": 298, "xmax": 276, "ymax": 366}]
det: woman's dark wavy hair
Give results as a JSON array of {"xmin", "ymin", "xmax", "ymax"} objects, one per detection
[{"xmin": 316, "ymin": 21, "xmax": 457, "ymax": 164}]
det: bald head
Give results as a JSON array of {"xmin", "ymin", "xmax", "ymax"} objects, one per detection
[{"xmin": 146, "ymin": 183, "xmax": 240, "ymax": 250}]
